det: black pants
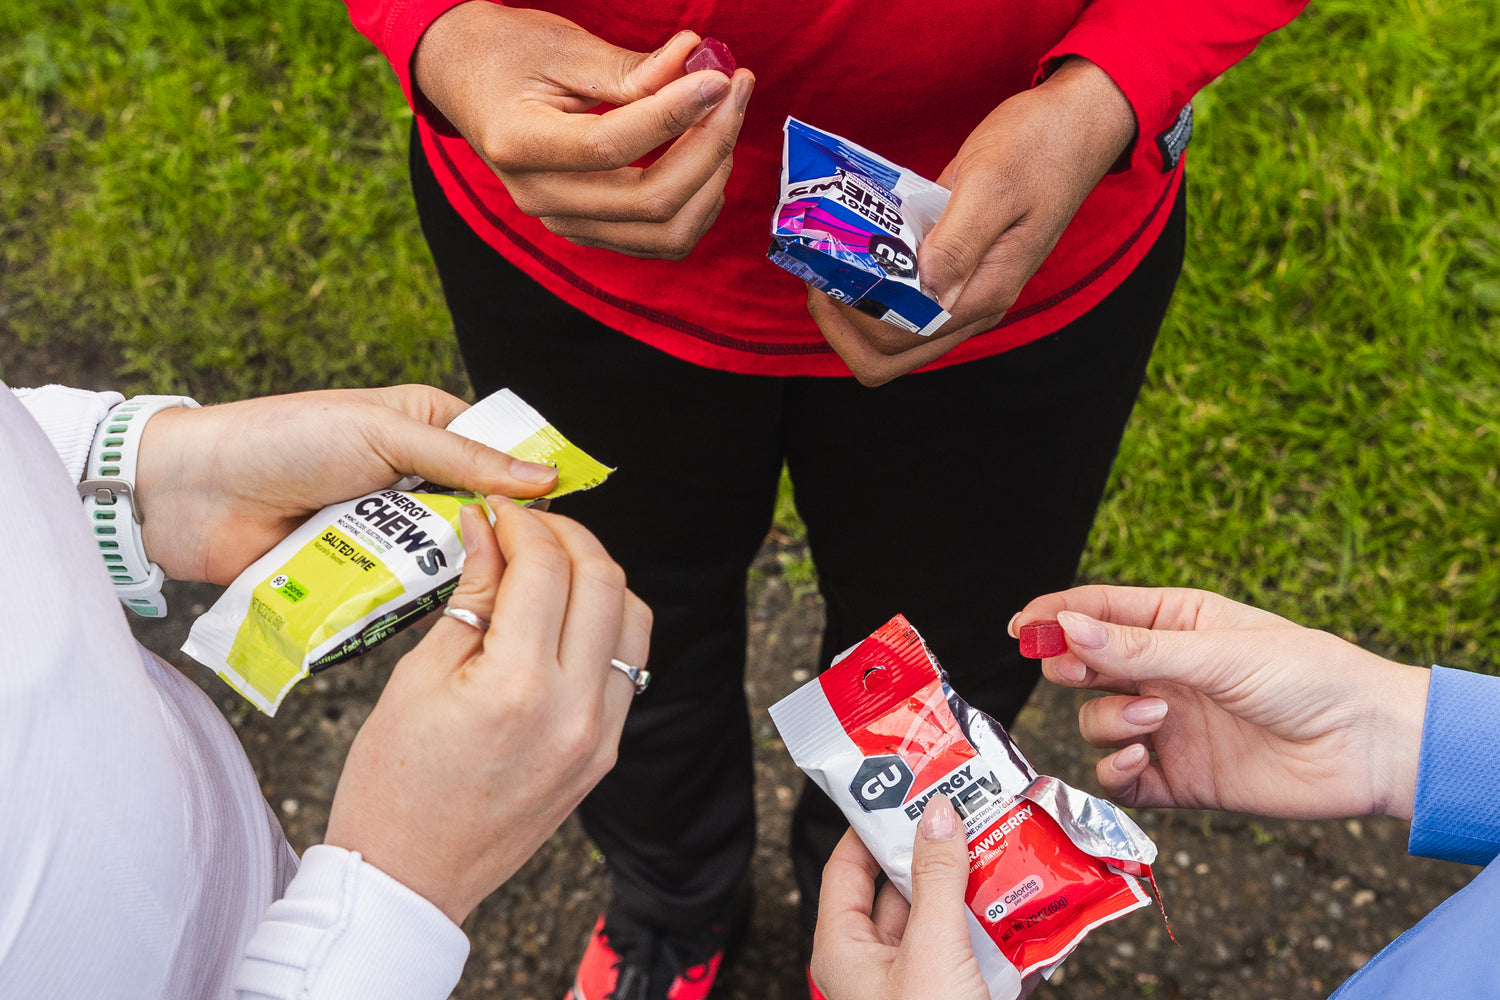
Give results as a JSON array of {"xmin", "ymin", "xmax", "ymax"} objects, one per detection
[{"xmin": 412, "ymin": 134, "xmax": 1185, "ymax": 936}]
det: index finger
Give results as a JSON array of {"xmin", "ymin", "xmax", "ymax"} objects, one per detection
[
  {"xmin": 1014, "ymin": 585, "xmax": 1288, "ymax": 638},
  {"xmin": 808, "ymin": 291, "xmax": 978, "ymax": 387},
  {"xmin": 535, "ymin": 511, "xmax": 629, "ymax": 689},
  {"xmin": 350, "ymin": 384, "xmax": 558, "ymax": 498},
  {"xmin": 507, "ymin": 70, "xmax": 735, "ymax": 173},
  {"xmin": 477, "ymin": 500, "xmax": 574, "ymax": 671},
  {"xmin": 917, "ymin": 181, "xmax": 1027, "ymax": 311},
  {"xmin": 1014, "ymin": 585, "xmax": 1202, "ymax": 635}
]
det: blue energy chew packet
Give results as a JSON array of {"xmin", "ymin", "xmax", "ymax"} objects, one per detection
[{"xmin": 769, "ymin": 117, "xmax": 952, "ymax": 337}]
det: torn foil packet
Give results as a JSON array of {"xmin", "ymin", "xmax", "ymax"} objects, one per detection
[
  {"xmin": 768, "ymin": 117, "xmax": 952, "ymax": 337},
  {"xmin": 182, "ymin": 389, "xmax": 612, "ymax": 715}
]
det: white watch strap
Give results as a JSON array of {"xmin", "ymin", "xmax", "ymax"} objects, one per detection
[{"xmin": 78, "ymin": 394, "xmax": 200, "ymax": 618}]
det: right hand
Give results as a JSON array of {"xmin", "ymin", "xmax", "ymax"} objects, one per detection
[
  {"xmin": 413, "ymin": 3, "xmax": 755, "ymax": 259},
  {"xmin": 812, "ymin": 798, "xmax": 990, "ymax": 1000},
  {"xmin": 324, "ymin": 499, "xmax": 651, "ymax": 924},
  {"xmin": 1011, "ymin": 586, "xmax": 1431, "ymax": 822}
]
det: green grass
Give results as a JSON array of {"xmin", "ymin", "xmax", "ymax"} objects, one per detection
[
  {"xmin": 0, "ymin": 0, "xmax": 457, "ymax": 397},
  {"xmin": 1085, "ymin": 0, "xmax": 1500, "ymax": 669},
  {"xmin": 1, "ymin": 0, "xmax": 1496, "ymax": 670}
]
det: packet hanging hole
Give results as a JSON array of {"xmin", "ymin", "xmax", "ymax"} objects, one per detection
[
  {"xmin": 181, "ymin": 388, "xmax": 614, "ymax": 716},
  {"xmin": 770, "ymin": 614, "xmax": 1162, "ymax": 1000},
  {"xmin": 768, "ymin": 117, "xmax": 952, "ymax": 337}
]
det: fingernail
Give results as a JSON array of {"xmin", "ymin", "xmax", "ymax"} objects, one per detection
[
  {"xmin": 651, "ymin": 30, "xmax": 690, "ymax": 60},
  {"xmin": 932, "ymin": 282, "xmax": 960, "ymax": 313},
  {"xmin": 1113, "ymin": 743, "xmax": 1148, "ymax": 770},
  {"xmin": 735, "ymin": 76, "xmax": 754, "ymax": 115},
  {"xmin": 1056, "ymin": 610, "xmax": 1107, "ymax": 650},
  {"xmin": 1006, "ymin": 611, "xmax": 1020, "ymax": 638},
  {"xmin": 920, "ymin": 795, "xmax": 958, "ymax": 840},
  {"xmin": 1122, "ymin": 697, "xmax": 1168, "ymax": 725},
  {"xmin": 1055, "ymin": 658, "xmax": 1086, "ymax": 683},
  {"xmin": 513, "ymin": 460, "xmax": 557, "ymax": 485},
  {"xmin": 700, "ymin": 75, "xmax": 730, "ymax": 109}
]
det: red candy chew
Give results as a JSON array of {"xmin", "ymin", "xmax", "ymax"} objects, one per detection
[
  {"xmin": 1018, "ymin": 620, "xmax": 1068, "ymax": 659},
  {"xmin": 685, "ymin": 37, "xmax": 735, "ymax": 76}
]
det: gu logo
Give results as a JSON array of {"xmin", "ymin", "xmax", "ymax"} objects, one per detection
[{"xmin": 850, "ymin": 755, "xmax": 914, "ymax": 812}]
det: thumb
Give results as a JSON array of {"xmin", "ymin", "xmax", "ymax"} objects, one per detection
[
  {"xmin": 558, "ymin": 29, "xmax": 705, "ymax": 105},
  {"xmin": 916, "ymin": 177, "xmax": 1025, "ymax": 313},
  {"xmin": 617, "ymin": 30, "xmax": 708, "ymax": 98},
  {"xmin": 902, "ymin": 797, "xmax": 975, "ymax": 960},
  {"xmin": 373, "ymin": 418, "xmax": 558, "ymax": 499}
]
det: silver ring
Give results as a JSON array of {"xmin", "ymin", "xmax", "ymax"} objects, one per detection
[
  {"xmin": 441, "ymin": 606, "xmax": 490, "ymax": 633},
  {"xmin": 610, "ymin": 658, "xmax": 651, "ymax": 696}
]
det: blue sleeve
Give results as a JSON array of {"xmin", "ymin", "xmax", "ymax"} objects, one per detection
[
  {"xmin": 1408, "ymin": 665, "xmax": 1500, "ymax": 866},
  {"xmin": 1325, "ymin": 665, "xmax": 1500, "ymax": 999},
  {"xmin": 1328, "ymin": 857, "xmax": 1500, "ymax": 998}
]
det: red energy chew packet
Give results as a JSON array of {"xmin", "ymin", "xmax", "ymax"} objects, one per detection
[
  {"xmin": 685, "ymin": 37, "xmax": 735, "ymax": 76},
  {"xmin": 770, "ymin": 615, "xmax": 1160, "ymax": 999},
  {"xmin": 1018, "ymin": 620, "xmax": 1068, "ymax": 658}
]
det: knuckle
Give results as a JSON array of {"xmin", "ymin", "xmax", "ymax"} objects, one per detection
[
  {"xmin": 576, "ymin": 554, "xmax": 627, "ymax": 593},
  {"xmin": 658, "ymin": 221, "xmax": 701, "ymax": 260},
  {"xmin": 634, "ymin": 187, "xmax": 683, "ymax": 225},
  {"xmin": 478, "ymin": 133, "xmax": 519, "ymax": 170},
  {"xmin": 541, "ymin": 215, "xmax": 581, "ymax": 239},
  {"xmin": 870, "ymin": 330, "xmax": 915, "ymax": 357},
  {"xmin": 458, "ymin": 436, "xmax": 496, "ymax": 470},
  {"xmin": 517, "ymin": 534, "xmax": 571, "ymax": 578},
  {"xmin": 1115, "ymin": 624, "xmax": 1158, "ymax": 662},
  {"xmin": 626, "ymin": 591, "xmax": 653, "ymax": 632},
  {"xmin": 714, "ymin": 135, "xmax": 737, "ymax": 168},
  {"xmin": 908, "ymin": 846, "xmax": 961, "ymax": 880},
  {"xmin": 395, "ymin": 382, "xmax": 445, "ymax": 411},
  {"xmin": 591, "ymin": 742, "xmax": 619, "ymax": 778},
  {"xmin": 658, "ymin": 101, "xmax": 702, "ymax": 138},
  {"xmin": 559, "ymin": 715, "xmax": 601, "ymax": 762},
  {"xmin": 490, "ymin": 671, "xmax": 548, "ymax": 717},
  {"xmin": 581, "ymin": 128, "xmax": 631, "ymax": 172},
  {"xmin": 508, "ymin": 185, "xmax": 549, "ymax": 219},
  {"xmin": 922, "ymin": 237, "xmax": 974, "ymax": 286}
]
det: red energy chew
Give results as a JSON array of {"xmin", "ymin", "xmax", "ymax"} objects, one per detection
[
  {"xmin": 685, "ymin": 37, "xmax": 736, "ymax": 76},
  {"xmin": 1018, "ymin": 620, "xmax": 1068, "ymax": 658}
]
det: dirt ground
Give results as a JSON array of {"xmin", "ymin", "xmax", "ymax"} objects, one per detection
[{"xmin": 117, "ymin": 530, "xmax": 1480, "ymax": 1000}]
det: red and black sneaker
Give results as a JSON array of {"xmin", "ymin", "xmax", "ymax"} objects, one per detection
[{"xmin": 563, "ymin": 898, "xmax": 748, "ymax": 1000}]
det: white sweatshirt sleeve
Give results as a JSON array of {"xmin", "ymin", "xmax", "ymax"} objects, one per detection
[
  {"xmin": 2, "ymin": 384, "xmax": 470, "ymax": 999},
  {"xmin": 12, "ymin": 383, "xmax": 124, "ymax": 482},
  {"xmin": 235, "ymin": 846, "xmax": 469, "ymax": 999}
]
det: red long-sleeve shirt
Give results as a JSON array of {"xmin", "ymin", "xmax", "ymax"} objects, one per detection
[{"xmin": 346, "ymin": 0, "xmax": 1305, "ymax": 377}]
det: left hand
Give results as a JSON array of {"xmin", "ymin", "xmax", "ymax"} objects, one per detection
[
  {"xmin": 809, "ymin": 57, "xmax": 1137, "ymax": 386},
  {"xmin": 133, "ymin": 385, "xmax": 560, "ymax": 583},
  {"xmin": 1011, "ymin": 585, "xmax": 1430, "ymax": 822},
  {"xmin": 811, "ymin": 797, "xmax": 991, "ymax": 1000}
]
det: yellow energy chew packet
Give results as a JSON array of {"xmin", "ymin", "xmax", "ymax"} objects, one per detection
[{"xmin": 182, "ymin": 388, "xmax": 613, "ymax": 715}]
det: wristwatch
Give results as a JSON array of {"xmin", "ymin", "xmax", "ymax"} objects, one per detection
[{"xmin": 77, "ymin": 394, "xmax": 199, "ymax": 618}]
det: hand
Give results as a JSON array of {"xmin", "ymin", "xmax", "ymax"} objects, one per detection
[
  {"xmin": 134, "ymin": 385, "xmax": 559, "ymax": 584},
  {"xmin": 811, "ymin": 798, "xmax": 990, "ymax": 1000},
  {"xmin": 413, "ymin": 3, "xmax": 755, "ymax": 259},
  {"xmin": 325, "ymin": 499, "xmax": 651, "ymax": 924},
  {"xmin": 1011, "ymin": 586, "xmax": 1431, "ymax": 822},
  {"xmin": 808, "ymin": 57, "xmax": 1135, "ymax": 386}
]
